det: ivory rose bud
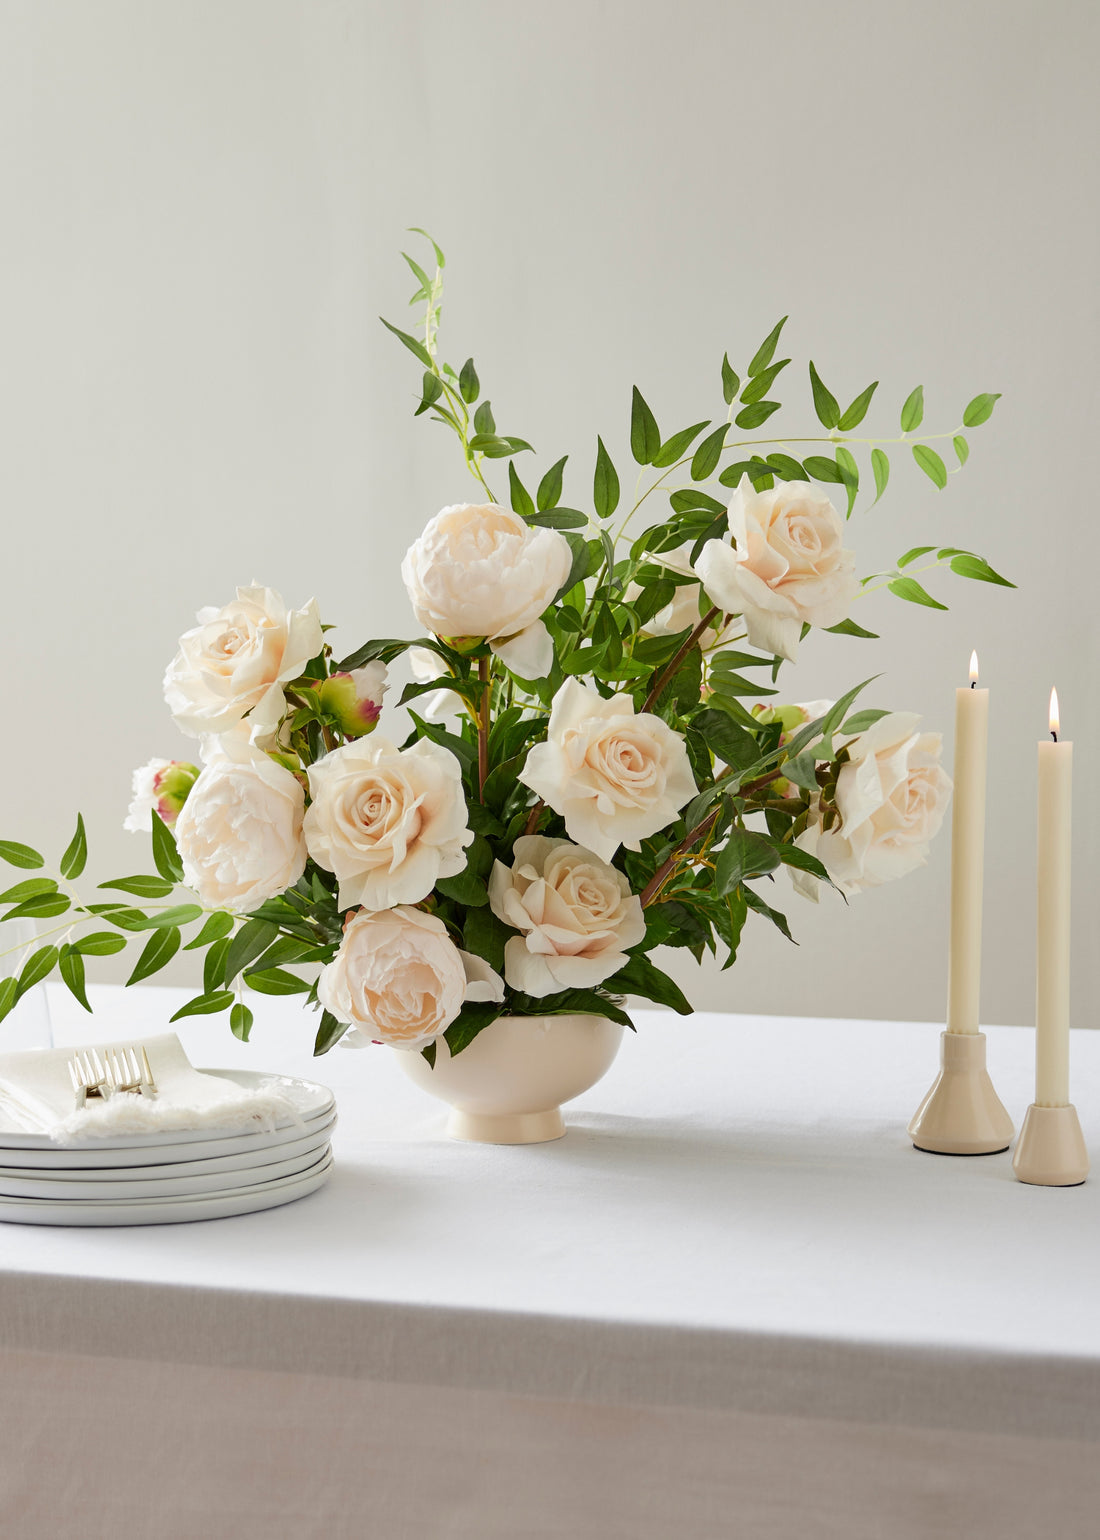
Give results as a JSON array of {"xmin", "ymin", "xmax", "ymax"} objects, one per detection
[
  {"xmin": 750, "ymin": 700, "xmax": 833, "ymax": 798},
  {"xmin": 164, "ymin": 584, "xmax": 324, "ymax": 738},
  {"xmin": 519, "ymin": 678, "xmax": 697, "ymax": 864},
  {"xmin": 123, "ymin": 759, "xmax": 199, "ymax": 833},
  {"xmin": 401, "ymin": 503, "xmax": 573, "ymax": 678},
  {"xmin": 793, "ymin": 712, "xmax": 952, "ymax": 899},
  {"xmin": 303, "ymin": 736, "xmax": 473, "ymax": 910},
  {"xmin": 174, "ymin": 735, "xmax": 307, "ymax": 912},
  {"xmin": 312, "ymin": 663, "xmax": 388, "ymax": 739},
  {"xmin": 318, "ymin": 906, "xmax": 503, "ymax": 1052},
  {"xmin": 489, "ymin": 836, "xmax": 646, "ymax": 997},
  {"xmin": 694, "ymin": 478, "xmax": 859, "ymax": 662}
]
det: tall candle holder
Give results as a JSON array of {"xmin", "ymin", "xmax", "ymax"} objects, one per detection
[{"xmin": 909, "ymin": 653, "xmax": 1013, "ymax": 1155}]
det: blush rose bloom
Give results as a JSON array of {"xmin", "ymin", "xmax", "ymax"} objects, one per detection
[
  {"xmin": 164, "ymin": 584, "xmax": 324, "ymax": 739},
  {"xmin": 519, "ymin": 678, "xmax": 697, "ymax": 864},
  {"xmin": 318, "ymin": 906, "xmax": 504, "ymax": 1052},
  {"xmin": 174, "ymin": 735, "xmax": 307, "ymax": 912},
  {"xmin": 694, "ymin": 478, "xmax": 859, "ymax": 663},
  {"xmin": 792, "ymin": 712, "xmax": 953, "ymax": 899},
  {"xmin": 401, "ymin": 503, "xmax": 573, "ymax": 678},
  {"xmin": 303, "ymin": 736, "xmax": 473, "ymax": 910},
  {"xmin": 489, "ymin": 836, "xmax": 646, "ymax": 997}
]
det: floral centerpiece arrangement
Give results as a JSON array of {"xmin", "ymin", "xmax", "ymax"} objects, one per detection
[{"xmin": 0, "ymin": 234, "xmax": 1012, "ymax": 1090}]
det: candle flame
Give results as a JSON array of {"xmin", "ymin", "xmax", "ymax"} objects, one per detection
[
  {"xmin": 969, "ymin": 650, "xmax": 979, "ymax": 684},
  {"xmin": 1049, "ymin": 687, "xmax": 1060, "ymax": 738}
]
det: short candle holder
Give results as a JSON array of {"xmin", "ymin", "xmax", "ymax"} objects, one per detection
[
  {"xmin": 1012, "ymin": 1103, "xmax": 1088, "ymax": 1187},
  {"xmin": 908, "ymin": 1031, "xmax": 1014, "ymax": 1155}
]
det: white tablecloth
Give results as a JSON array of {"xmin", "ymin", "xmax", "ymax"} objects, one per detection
[{"xmin": 2, "ymin": 987, "xmax": 1099, "ymax": 1539}]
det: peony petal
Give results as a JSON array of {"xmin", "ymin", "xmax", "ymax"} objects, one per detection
[
  {"xmin": 491, "ymin": 620, "xmax": 555, "ymax": 679},
  {"xmin": 458, "ymin": 950, "xmax": 505, "ymax": 1003}
]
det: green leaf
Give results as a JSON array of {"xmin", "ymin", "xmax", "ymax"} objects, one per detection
[
  {"xmin": 953, "ymin": 434, "xmax": 969, "ymax": 466},
  {"xmin": 414, "ymin": 370, "xmax": 443, "ymax": 416},
  {"xmin": 468, "ymin": 433, "xmax": 529, "ymax": 459},
  {"xmin": 75, "ymin": 931, "xmax": 127, "ymax": 957},
  {"xmin": 740, "ymin": 359, "xmax": 789, "ymax": 405},
  {"xmin": 509, "ymin": 988, "xmax": 635, "ymax": 1030},
  {"xmin": 900, "ymin": 385, "xmax": 924, "ymax": 432},
  {"xmin": 743, "ymin": 885, "xmax": 796, "ymax": 943},
  {"xmin": 59, "ymin": 814, "xmax": 87, "ymax": 880},
  {"xmin": 224, "ymin": 919, "xmax": 279, "ymax": 985},
  {"xmin": 912, "ymin": 443, "xmax": 947, "ymax": 489},
  {"xmin": 607, "ymin": 953, "xmax": 692, "ymax": 1014},
  {"xmin": 838, "ymin": 380, "xmax": 878, "ymax": 431},
  {"xmin": 0, "ymin": 977, "xmax": 17, "ymax": 1025},
  {"xmin": 150, "ymin": 810, "xmax": 184, "ymax": 884},
  {"xmin": 458, "ymin": 356, "xmax": 479, "ymax": 403},
  {"xmin": 508, "ymin": 461, "xmax": 535, "ymax": 518},
  {"xmin": 169, "ymin": 989, "xmax": 235, "ymax": 1022},
  {"xmin": 764, "ymin": 453, "xmax": 807, "ymax": 482},
  {"xmin": 653, "ymin": 420, "xmax": 710, "ymax": 469},
  {"xmin": 0, "ymin": 878, "xmax": 57, "ymax": 905},
  {"xmin": 4, "ymin": 894, "xmax": 70, "ymax": 920},
  {"xmin": 734, "ymin": 400, "xmax": 781, "ymax": 431},
  {"xmin": 803, "ymin": 454, "xmax": 844, "ymax": 484},
  {"xmin": 243, "ymin": 967, "xmax": 313, "ymax": 996},
  {"xmin": 630, "ymin": 386, "xmax": 661, "ymax": 465},
  {"xmin": 721, "ymin": 353, "xmax": 740, "ymax": 406},
  {"xmin": 835, "ymin": 446, "xmax": 859, "ymax": 516},
  {"xmin": 691, "ymin": 424, "xmax": 728, "ymax": 480},
  {"xmin": 182, "ymin": 911, "xmax": 235, "ymax": 950},
  {"xmin": 98, "ymin": 875, "xmax": 175, "ymax": 899},
  {"xmin": 525, "ymin": 508, "xmax": 588, "ymax": 529},
  {"xmin": 408, "ymin": 226, "xmax": 445, "ymax": 268},
  {"xmin": 126, "ymin": 926, "xmax": 181, "ymax": 985},
  {"xmin": 380, "ymin": 317, "xmax": 433, "ymax": 369},
  {"xmin": 473, "ymin": 398, "xmax": 496, "ymax": 435},
  {"xmin": 888, "ymin": 576, "xmax": 948, "ymax": 609},
  {"xmin": 840, "ymin": 708, "xmax": 891, "ymax": 734},
  {"xmin": 204, "ymin": 936, "xmax": 230, "ymax": 994},
  {"xmin": 776, "ymin": 845, "xmax": 833, "ymax": 885},
  {"xmin": 870, "ymin": 447, "xmax": 890, "ymax": 505},
  {"xmin": 949, "ymin": 554, "xmax": 1015, "ymax": 588},
  {"xmin": 692, "ymin": 709, "xmax": 759, "ymax": 772},
  {"xmin": 18, "ymin": 945, "xmax": 59, "ymax": 996},
  {"xmin": 92, "ymin": 905, "xmax": 148, "ymax": 931},
  {"xmin": 230, "ymin": 1002, "xmax": 254, "ymax": 1042},
  {"xmin": 444, "ymin": 1001, "xmax": 505, "ymax": 1057},
  {"xmin": 537, "ymin": 455, "xmax": 567, "ymax": 510},
  {"xmin": 963, "ymin": 392, "xmax": 1001, "ymax": 427},
  {"xmin": 314, "ymin": 1011, "xmax": 348, "ymax": 1055},
  {"xmin": 808, "ymin": 362, "xmax": 840, "ymax": 429},
  {"xmin": 748, "ymin": 316, "xmax": 788, "ymax": 376},
  {"xmin": 0, "ymin": 841, "xmax": 44, "ymax": 871},
  {"xmin": 715, "ymin": 829, "xmax": 781, "ymax": 895},
  {"xmin": 898, "ymin": 545, "xmax": 936, "ymax": 568},
  {"xmin": 59, "ymin": 946, "xmax": 91, "ymax": 1013},
  {"xmin": 825, "ymin": 617, "xmax": 879, "ymax": 639},
  {"xmin": 133, "ymin": 904, "xmax": 203, "ymax": 931},
  {"xmin": 593, "ymin": 436, "xmax": 620, "ymax": 519}
]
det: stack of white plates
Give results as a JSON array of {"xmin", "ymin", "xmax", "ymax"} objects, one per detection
[{"xmin": 0, "ymin": 1069, "xmax": 335, "ymax": 1226}]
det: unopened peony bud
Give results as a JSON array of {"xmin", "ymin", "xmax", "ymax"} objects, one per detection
[
  {"xmin": 751, "ymin": 701, "xmax": 833, "ymax": 799},
  {"xmin": 124, "ymin": 759, "xmax": 199, "ymax": 833},
  {"xmin": 313, "ymin": 662, "xmax": 387, "ymax": 739}
]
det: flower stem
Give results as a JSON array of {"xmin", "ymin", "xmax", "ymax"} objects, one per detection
[
  {"xmin": 477, "ymin": 656, "xmax": 490, "ymax": 796},
  {"xmin": 641, "ymin": 607, "xmax": 720, "ymax": 714},
  {"xmin": 640, "ymin": 807, "xmax": 722, "ymax": 907}
]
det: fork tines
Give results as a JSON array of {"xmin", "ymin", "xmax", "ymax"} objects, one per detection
[{"xmin": 68, "ymin": 1043, "xmax": 157, "ymax": 1110}]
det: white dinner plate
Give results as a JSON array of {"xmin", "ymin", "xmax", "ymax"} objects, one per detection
[
  {"xmin": 0, "ymin": 1116, "xmax": 335, "ymax": 1181},
  {"xmin": 0, "ymin": 1150, "xmax": 334, "ymax": 1226},
  {"xmin": 0, "ymin": 1070, "xmax": 335, "ymax": 1164},
  {"xmin": 0, "ymin": 1139, "xmax": 333, "ymax": 1201}
]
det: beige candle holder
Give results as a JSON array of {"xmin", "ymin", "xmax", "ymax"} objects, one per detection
[
  {"xmin": 1012, "ymin": 1103, "xmax": 1088, "ymax": 1187},
  {"xmin": 908, "ymin": 1031, "xmax": 1014, "ymax": 1155}
]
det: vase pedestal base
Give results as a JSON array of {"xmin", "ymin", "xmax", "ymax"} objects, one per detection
[
  {"xmin": 447, "ymin": 1106, "xmax": 565, "ymax": 1145},
  {"xmin": 908, "ymin": 1031, "xmax": 1014, "ymax": 1155}
]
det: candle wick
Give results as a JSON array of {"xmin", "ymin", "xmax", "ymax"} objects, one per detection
[
  {"xmin": 1051, "ymin": 731, "xmax": 1058, "ymax": 743},
  {"xmin": 970, "ymin": 680, "xmax": 976, "ymax": 689}
]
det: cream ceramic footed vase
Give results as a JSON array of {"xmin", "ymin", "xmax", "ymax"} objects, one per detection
[{"xmin": 395, "ymin": 1013, "xmax": 624, "ymax": 1144}]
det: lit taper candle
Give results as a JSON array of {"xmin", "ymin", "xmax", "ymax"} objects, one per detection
[
  {"xmin": 946, "ymin": 651, "xmax": 988, "ymax": 1035},
  {"xmin": 1036, "ymin": 688, "xmax": 1072, "ymax": 1106}
]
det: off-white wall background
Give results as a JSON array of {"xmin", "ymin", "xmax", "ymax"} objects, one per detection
[{"xmin": 0, "ymin": 0, "xmax": 1096, "ymax": 1027}]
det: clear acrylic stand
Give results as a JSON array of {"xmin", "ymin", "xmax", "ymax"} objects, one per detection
[{"xmin": 1, "ymin": 918, "xmax": 55, "ymax": 1053}]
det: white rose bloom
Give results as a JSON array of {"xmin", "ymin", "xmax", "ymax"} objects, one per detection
[
  {"xmin": 519, "ymin": 678, "xmax": 697, "ymax": 864},
  {"xmin": 174, "ymin": 735, "xmax": 307, "ymax": 913},
  {"xmin": 318, "ymin": 906, "xmax": 503, "ymax": 1052},
  {"xmin": 408, "ymin": 646, "xmax": 464, "ymax": 724},
  {"xmin": 303, "ymin": 736, "xmax": 473, "ymax": 910},
  {"xmin": 694, "ymin": 478, "xmax": 859, "ymax": 663},
  {"xmin": 792, "ymin": 712, "xmax": 952, "ymax": 899},
  {"xmin": 489, "ymin": 836, "xmax": 646, "ymax": 997},
  {"xmin": 164, "ymin": 584, "xmax": 324, "ymax": 738},
  {"xmin": 401, "ymin": 503, "xmax": 573, "ymax": 678}
]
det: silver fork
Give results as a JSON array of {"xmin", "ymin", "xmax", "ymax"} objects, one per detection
[
  {"xmin": 67, "ymin": 1048, "xmax": 109, "ymax": 1110},
  {"xmin": 103, "ymin": 1045, "xmax": 157, "ymax": 1100}
]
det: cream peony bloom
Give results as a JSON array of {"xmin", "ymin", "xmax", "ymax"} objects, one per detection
[
  {"xmin": 792, "ymin": 712, "xmax": 952, "ymax": 899},
  {"xmin": 401, "ymin": 503, "xmax": 573, "ymax": 678},
  {"xmin": 303, "ymin": 736, "xmax": 473, "ymax": 910},
  {"xmin": 694, "ymin": 478, "xmax": 859, "ymax": 662},
  {"xmin": 174, "ymin": 734, "xmax": 307, "ymax": 912},
  {"xmin": 519, "ymin": 678, "xmax": 697, "ymax": 864},
  {"xmin": 489, "ymin": 836, "xmax": 646, "ymax": 997},
  {"xmin": 164, "ymin": 585, "xmax": 323, "ymax": 738},
  {"xmin": 318, "ymin": 906, "xmax": 503, "ymax": 1052}
]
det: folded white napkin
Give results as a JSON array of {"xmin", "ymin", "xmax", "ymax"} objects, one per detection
[{"xmin": 0, "ymin": 1033, "xmax": 304, "ymax": 1143}]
